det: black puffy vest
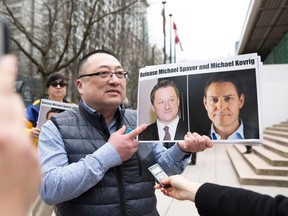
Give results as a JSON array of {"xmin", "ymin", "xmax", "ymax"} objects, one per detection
[{"xmin": 51, "ymin": 101, "xmax": 158, "ymax": 216}]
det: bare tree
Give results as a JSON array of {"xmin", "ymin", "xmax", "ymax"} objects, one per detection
[{"xmin": 0, "ymin": 0, "xmax": 139, "ymax": 102}]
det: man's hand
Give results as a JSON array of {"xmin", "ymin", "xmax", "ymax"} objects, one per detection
[
  {"xmin": 0, "ymin": 55, "xmax": 41, "ymax": 216},
  {"xmin": 178, "ymin": 132, "xmax": 213, "ymax": 152},
  {"xmin": 108, "ymin": 124, "xmax": 147, "ymax": 161}
]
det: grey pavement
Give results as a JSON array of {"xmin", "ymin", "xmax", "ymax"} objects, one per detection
[{"xmin": 156, "ymin": 144, "xmax": 288, "ymax": 216}]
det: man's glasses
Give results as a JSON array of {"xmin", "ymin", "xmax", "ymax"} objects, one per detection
[
  {"xmin": 79, "ymin": 71, "xmax": 128, "ymax": 79},
  {"xmin": 50, "ymin": 81, "xmax": 67, "ymax": 88}
]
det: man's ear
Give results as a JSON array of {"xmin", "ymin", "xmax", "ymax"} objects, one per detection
[
  {"xmin": 76, "ymin": 79, "xmax": 83, "ymax": 94},
  {"xmin": 203, "ymin": 96, "xmax": 208, "ymax": 110},
  {"xmin": 239, "ymin": 93, "xmax": 245, "ymax": 108}
]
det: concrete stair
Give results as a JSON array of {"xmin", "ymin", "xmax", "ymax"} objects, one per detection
[{"xmin": 226, "ymin": 119, "xmax": 288, "ymax": 187}]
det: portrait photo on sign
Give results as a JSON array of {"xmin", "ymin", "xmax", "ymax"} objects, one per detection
[
  {"xmin": 188, "ymin": 69, "xmax": 260, "ymax": 143},
  {"xmin": 137, "ymin": 75, "xmax": 189, "ymax": 142},
  {"xmin": 37, "ymin": 99, "xmax": 78, "ymax": 129}
]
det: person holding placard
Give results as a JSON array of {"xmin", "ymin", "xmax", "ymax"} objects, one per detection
[
  {"xmin": 25, "ymin": 72, "xmax": 69, "ymax": 146},
  {"xmin": 38, "ymin": 50, "xmax": 213, "ymax": 216},
  {"xmin": 25, "ymin": 72, "xmax": 69, "ymax": 216}
]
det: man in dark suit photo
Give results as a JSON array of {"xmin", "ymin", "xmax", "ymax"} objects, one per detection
[
  {"xmin": 139, "ymin": 79, "xmax": 188, "ymax": 144},
  {"xmin": 203, "ymin": 73, "xmax": 259, "ymax": 154}
]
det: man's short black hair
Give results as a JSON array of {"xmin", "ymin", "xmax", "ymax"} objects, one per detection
[
  {"xmin": 77, "ymin": 49, "xmax": 117, "ymax": 77},
  {"xmin": 204, "ymin": 73, "xmax": 243, "ymax": 97},
  {"xmin": 45, "ymin": 72, "xmax": 69, "ymax": 88}
]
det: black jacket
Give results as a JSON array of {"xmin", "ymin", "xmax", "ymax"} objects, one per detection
[
  {"xmin": 196, "ymin": 183, "xmax": 288, "ymax": 216},
  {"xmin": 52, "ymin": 101, "xmax": 158, "ymax": 216},
  {"xmin": 139, "ymin": 119, "xmax": 188, "ymax": 141}
]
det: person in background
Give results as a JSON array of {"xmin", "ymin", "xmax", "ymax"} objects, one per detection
[
  {"xmin": 203, "ymin": 73, "xmax": 258, "ymax": 154},
  {"xmin": 38, "ymin": 50, "xmax": 213, "ymax": 216},
  {"xmin": 155, "ymin": 174, "xmax": 288, "ymax": 216},
  {"xmin": 26, "ymin": 72, "xmax": 69, "ymax": 216},
  {"xmin": 0, "ymin": 55, "xmax": 41, "ymax": 216},
  {"xmin": 25, "ymin": 72, "xmax": 69, "ymax": 146}
]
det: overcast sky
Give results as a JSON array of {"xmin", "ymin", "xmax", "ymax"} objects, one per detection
[{"xmin": 147, "ymin": 0, "xmax": 251, "ymax": 62}]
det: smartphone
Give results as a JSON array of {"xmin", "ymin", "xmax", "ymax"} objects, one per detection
[
  {"xmin": 0, "ymin": 16, "xmax": 11, "ymax": 56},
  {"xmin": 148, "ymin": 163, "xmax": 171, "ymax": 188}
]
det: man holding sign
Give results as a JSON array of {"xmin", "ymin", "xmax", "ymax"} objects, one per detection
[{"xmin": 38, "ymin": 50, "xmax": 213, "ymax": 216}]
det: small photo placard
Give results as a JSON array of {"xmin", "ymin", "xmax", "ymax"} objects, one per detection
[{"xmin": 37, "ymin": 99, "xmax": 78, "ymax": 129}]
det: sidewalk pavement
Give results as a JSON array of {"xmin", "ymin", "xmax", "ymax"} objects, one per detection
[{"xmin": 156, "ymin": 144, "xmax": 288, "ymax": 216}]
